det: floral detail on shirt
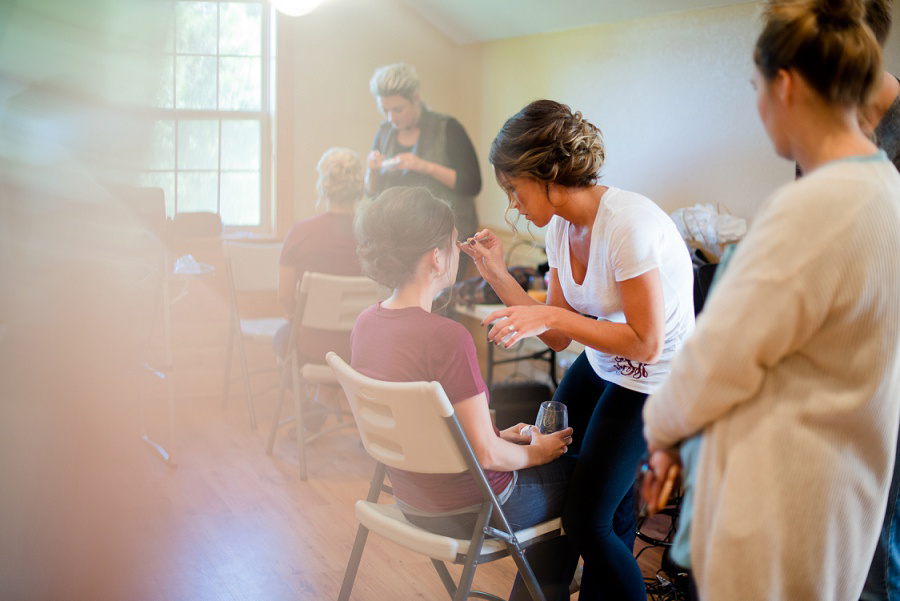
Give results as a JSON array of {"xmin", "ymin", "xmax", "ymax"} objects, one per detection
[{"xmin": 613, "ymin": 357, "xmax": 648, "ymax": 379}]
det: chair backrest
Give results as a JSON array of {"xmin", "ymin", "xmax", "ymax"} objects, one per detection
[
  {"xmin": 298, "ymin": 272, "xmax": 387, "ymax": 331},
  {"xmin": 223, "ymin": 241, "xmax": 283, "ymax": 293},
  {"xmin": 326, "ymin": 352, "xmax": 470, "ymax": 474}
]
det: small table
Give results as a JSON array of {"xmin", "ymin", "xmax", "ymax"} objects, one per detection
[{"xmin": 140, "ymin": 253, "xmax": 216, "ymax": 467}]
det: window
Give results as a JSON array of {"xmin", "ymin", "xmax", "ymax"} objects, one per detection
[{"xmin": 141, "ymin": 1, "xmax": 273, "ymax": 229}]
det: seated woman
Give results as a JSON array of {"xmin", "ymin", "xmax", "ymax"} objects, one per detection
[
  {"xmin": 351, "ymin": 186, "xmax": 579, "ymax": 601},
  {"xmin": 276, "ymin": 147, "xmax": 364, "ymax": 364},
  {"xmin": 276, "ymin": 147, "xmax": 364, "ymax": 431}
]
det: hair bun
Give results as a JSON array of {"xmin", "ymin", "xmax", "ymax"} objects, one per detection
[{"xmin": 814, "ymin": 0, "xmax": 864, "ymax": 29}]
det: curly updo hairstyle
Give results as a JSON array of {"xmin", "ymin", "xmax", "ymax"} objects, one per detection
[
  {"xmin": 489, "ymin": 99, "xmax": 605, "ymax": 189},
  {"xmin": 355, "ymin": 186, "xmax": 456, "ymax": 289},
  {"xmin": 316, "ymin": 147, "xmax": 364, "ymax": 209},
  {"xmin": 754, "ymin": 0, "xmax": 882, "ymax": 107}
]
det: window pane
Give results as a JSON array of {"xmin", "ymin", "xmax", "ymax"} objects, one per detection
[
  {"xmin": 153, "ymin": 57, "xmax": 175, "ymax": 109},
  {"xmin": 154, "ymin": 1, "xmax": 268, "ymax": 228},
  {"xmin": 220, "ymin": 172, "xmax": 260, "ymax": 226},
  {"xmin": 146, "ymin": 120, "xmax": 175, "ymax": 170},
  {"xmin": 178, "ymin": 120, "xmax": 218, "ymax": 170},
  {"xmin": 178, "ymin": 171, "xmax": 218, "ymax": 213},
  {"xmin": 176, "ymin": 1, "xmax": 217, "ymax": 55},
  {"xmin": 140, "ymin": 172, "xmax": 176, "ymax": 218},
  {"xmin": 221, "ymin": 120, "xmax": 259, "ymax": 170},
  {"xmin": 220, "ymin": 3, "xmax": 261, "ymax": 57},
  {"xmin": 219, "ymin": 57, "xmax": 260, "ymax": 110},
  {"xmin": 175, "ymin": 55, "xmax": 217, "ymax": 109}
]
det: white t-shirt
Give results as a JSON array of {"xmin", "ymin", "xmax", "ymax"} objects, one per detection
[{"xmin": 545, "ymin": 187, "xmax": 694, "ymax": 393}]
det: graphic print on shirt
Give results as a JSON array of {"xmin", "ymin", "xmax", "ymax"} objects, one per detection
[{"xmin": 613, "ymin": 356, "xmax": 648, "ymax": 379}]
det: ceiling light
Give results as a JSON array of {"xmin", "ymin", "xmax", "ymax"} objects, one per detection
[{"xmin": 270, "ymin": 0, "xmax": 325, "ymax": 17}]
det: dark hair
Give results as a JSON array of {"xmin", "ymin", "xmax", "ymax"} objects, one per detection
[
  {"xmin": 865, "ymin": 0, "xmax": 892, "ymax": 46},
  {"xmin": 754, "ymin": 0, "xmax": 882, "ymax": 107},
  {"xmin": 489, "ymin": 99, "xmax": 605, "ymax": 189},
  {"xmin": 355, "ymin": 186, "xmax": 456, "ymax": 289}
]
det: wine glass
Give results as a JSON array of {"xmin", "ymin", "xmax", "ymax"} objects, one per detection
[{"xmin": 535, "ymin": 400, "xmax": 568, "ymax": 435}]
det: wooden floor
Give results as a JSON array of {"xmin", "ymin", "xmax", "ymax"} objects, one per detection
[{"xmin": 0, "ymin": 368, "xmax": 673, "ymax": 601}]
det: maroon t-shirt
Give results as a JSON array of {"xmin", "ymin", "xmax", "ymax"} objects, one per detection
[
  {"xmin": 351, "ymin": 303, "xmax": 513, "ymax": 513},
  {"xmin": 280, "ymin": 211, "xmax": 361, "ymax": 363}
]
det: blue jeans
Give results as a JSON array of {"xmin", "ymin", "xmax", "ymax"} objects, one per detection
[
  {"xmin": 862, "ymin": 433, "xmax": 900, "ymax": 601},
  {"xmin": 559, "ymin": 352, "xmax": 648, "ymax": 601},
  {"xmin": 405, "ymin": 456, "xmax": 580, "ymax": 601}
]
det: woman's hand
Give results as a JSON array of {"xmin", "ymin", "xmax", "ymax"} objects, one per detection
[
  {"xmin": 499, "ymin": 422, "xmax": 532, "ymax": 444},
  {"xmin": 639, "ymin": 447, "xmax": 681, "ymax": 517},
  {"xmin": 529, "ymin": 426, "xmax": 573, "ymax": 464},
  {"xmin": 458, "ymin": 229, "xmax": 508, "ymax": 283},
  {"xmin": 482, "ymin": 304, "xmax": 560, "ymax": 348},
  {"xmin": 367, "ymin": 150, "xmax": 384, "ymax": 170},
  {"xmin": 386, "ymin": 152, "xmax": 427, "ymax": 173}
]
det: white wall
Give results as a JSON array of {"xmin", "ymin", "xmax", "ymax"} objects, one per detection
[
  {"xmin": 475, "ymin": 1, "xmax": 900, "ymax": 232},
  {"xmin": 283, "ymin": 0, "xmax": 900, "ymax": 233},
  {"xmin": 280, "ymin": 0, "xmax": 483, "ymax": 225},
  {"xmin": 476, "ymin": 3, "xmax": 780, "ymax": 231},
  {"xmin": 883, "ymin": 4, "xmax": 900, "ymax": 95}
]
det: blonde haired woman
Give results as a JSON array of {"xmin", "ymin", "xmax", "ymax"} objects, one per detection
[
  {"xmin": 275, "ymin": 147, "xmax": 364, "ymax": 365},
  {"xmin": 642, "ymin": 0, "xmax": 900, "ymax": 598}
]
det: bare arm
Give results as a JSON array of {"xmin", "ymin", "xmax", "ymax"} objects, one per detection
[
  {"xmin": 454, "ymin": 393, "xmax": 572, "ymax": 472},
  {"xmin": 457, "ymin": 231, "xmax": 570, "ymax": 351},
  {"xmin": 462, "ymin": 229, "xmax": 666, "ymax": 363},
  {"xmin": 483, "ymin": 268, "xmax": 666, "ymax": 364}
]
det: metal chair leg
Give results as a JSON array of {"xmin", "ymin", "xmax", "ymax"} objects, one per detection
[
  {"xmin": 221, "ymin": 314, "xmax": 235, "ymax": 411},
  {"xmin": 337, "ymin": 464, "xmax": 387, "ymax": 601},
  {"xmin": 266, "ymin": 356, "xmax": 291, "ymax": 455},
  {"xmin": 504, "ymin": 539, "xmax": 547, "ymax": 601},
  {"xmin": 453, "ymin": 506, "xmax": 492, "ymax": 601},
  {"xmin": 430, "ymin": 560, "xmax": 458, "ymax": 598},
  {"xmin": 337, "ymin": 523, "xmax": 369, "ymax": 601},
  {"xmin": 291, "ymin": 352, "xmax": 308, "ymax": 480},
  {"xmin": 235, "ymin": 330, "xmax": 257, "ymax": 429}
]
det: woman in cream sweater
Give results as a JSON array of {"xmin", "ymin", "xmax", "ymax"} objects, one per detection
[{"xmin": 642, "ymin": 0, "xmax": 900, "ymax": 599}]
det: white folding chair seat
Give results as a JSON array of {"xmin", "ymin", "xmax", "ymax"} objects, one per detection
[
  {"xmin": 326, "ymin": 352, "xmax": 564, "ymax": 601},
  {"xmin": 238, "ymin": 317, "xmax": 287, "ymax": 340},
  {"xmin": 354, "ymin": 501, "xmax": 563, "ymax": 562},
  {"xmin": 221, "ymin": 241, "xmax": 286, "ymax": 429},
  {"xmin": 265, "ymin": 272, "xmax": 386, "ymax": 479}
]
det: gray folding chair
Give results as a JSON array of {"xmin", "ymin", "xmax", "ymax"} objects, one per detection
[
  {"xmin": 326, "ymin": 352, "xmax": 564, "ymax": 601},
  {"xmin": 221, "ymin": 241, "xmax": 287, "ymax": 429},
  {"xmin": 266, "ymin": 272, "xmax": 385, "ymax": 479}
]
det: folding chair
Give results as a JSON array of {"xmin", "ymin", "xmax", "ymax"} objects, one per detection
[
  {"xmin": 266, "ymin": 272, "xmax": 385, "ymax": 480},
  {"xmin": 221, "ymin": 241, "xmax": 287, "ymax": 429},
  {"xmin": 326, "ymin": 352, "xmax": 564, "ymax": 601}
]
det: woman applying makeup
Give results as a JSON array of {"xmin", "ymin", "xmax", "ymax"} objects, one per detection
[{"xmin": 462, "ymin": 100, "xmax": 695, "ymax": 600}]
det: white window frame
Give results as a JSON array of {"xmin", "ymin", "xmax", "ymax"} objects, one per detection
[{"xmin": 144, "ymin": 0, "xmax": 275, "ymax": 234}]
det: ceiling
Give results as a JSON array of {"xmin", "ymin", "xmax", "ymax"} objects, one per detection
[{"xmin": 400, "ymin": 0, "xmax": 752, "ymax": 44}]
